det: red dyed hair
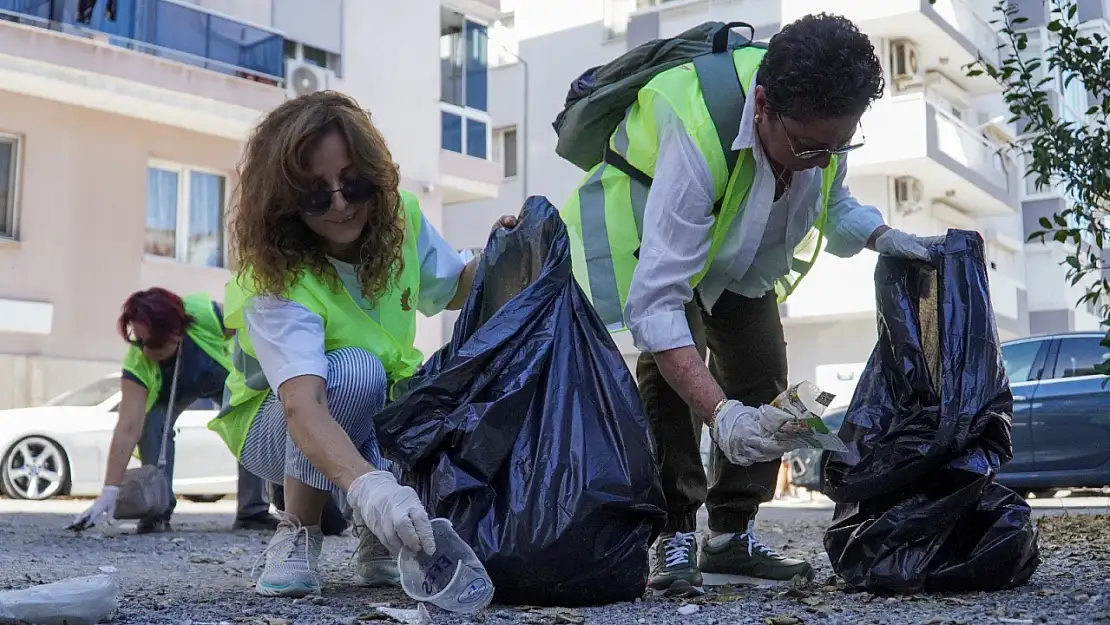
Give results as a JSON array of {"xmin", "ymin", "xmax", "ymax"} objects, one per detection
[{"xmin": 117, "ymin": 288, "xmax": 194, "ymax": 345}]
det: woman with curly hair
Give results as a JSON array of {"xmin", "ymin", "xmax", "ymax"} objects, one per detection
[{"xmin": 211, "ymin": 90, "xmax": 514, "ymax": 598}]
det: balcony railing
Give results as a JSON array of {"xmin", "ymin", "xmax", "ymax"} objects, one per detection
[
  {"xmin": 932, "ymin": 104, "xmax": 1013, "ymax": 192},
  {"xmin": 0, "ymin": 0, "xmax": 284, "ymax": 83},
  {"xmin": 929, "ymin": 0, "xmax": 1006, "ymax": 65}
]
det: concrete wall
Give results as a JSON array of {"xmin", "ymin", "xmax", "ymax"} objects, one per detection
[
  {"xmin": 0, "ymin": 90, "xmax": 240, "ymax": 364},
  {"xmin": 0, "ymin": 90, "xmax": 242, "ymax": 407},
  {"xmin": 0, "ymin": 355, "xmax": 117, "ymax": 410}
]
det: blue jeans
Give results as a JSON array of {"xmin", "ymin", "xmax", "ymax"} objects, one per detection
[{"xmin": 138, "ymin": 400, "xmax": 270, "ymax": 522}]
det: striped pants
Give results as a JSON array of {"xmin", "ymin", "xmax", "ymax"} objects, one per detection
[{"xmin": 239, "ymin": 347, "xmax": 392, "ymax": 514}]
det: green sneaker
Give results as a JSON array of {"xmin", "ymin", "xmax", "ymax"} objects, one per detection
[
  {"xmin": 649, "ymin": 531, "xmax": 704, "ymax": 597},
  {"xmin": 700, "ymin": 521, "xmax": 814, "ymax": 586}
]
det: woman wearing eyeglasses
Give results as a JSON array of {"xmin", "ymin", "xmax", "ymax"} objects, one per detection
[
  {"xmin": 70, "ymin": 288, "xmax": 279, "ymax": 534},
  {"xmin": 559, "ymin": 13, "xmax": 945, "ymax": 596},
  {"xmin": 211, "ymin": 91, "xmax": 514, "ymax": 598}
]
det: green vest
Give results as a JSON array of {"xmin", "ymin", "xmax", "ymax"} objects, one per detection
[
  {"xmin": 209, "ymin": 190, "xmax": 426, "ymax": 457},
  {"xmin": 560, "ymin": 46, "xmax": 839, "ymax": 331},
  {"xmin": 121, "ymin": 293, "xmax": 232, "ymax": 414}
]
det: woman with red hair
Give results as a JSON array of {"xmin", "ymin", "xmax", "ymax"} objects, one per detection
[{"xmin": 69, "ymin": 288, "xmax": 278, "ymax": 533}]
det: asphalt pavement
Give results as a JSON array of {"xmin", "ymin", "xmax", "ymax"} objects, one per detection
[{"xmin": 0, "ymin": 494, "xmax": 1108, "ymax": 625}]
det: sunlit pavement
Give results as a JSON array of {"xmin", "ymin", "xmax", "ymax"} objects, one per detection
[{"xmin": 3, "ymin": 488, "xmax": 1107, "ymax": 522}]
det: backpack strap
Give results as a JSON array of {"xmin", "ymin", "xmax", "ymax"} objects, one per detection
[
  {"xmin": 604, "ymin": 22, "xmax": 756, "ymax": 215},
  {"xmin": 692, "ymin": 51, "xmax": 744, "ymax": 193}
]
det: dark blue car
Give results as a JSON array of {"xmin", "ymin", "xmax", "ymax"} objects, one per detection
[{"xmin": 788, "ymin": 331, "xmax": 1110, "ymax": 496}]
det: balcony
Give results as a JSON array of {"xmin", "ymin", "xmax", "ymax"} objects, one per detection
[
  {"xmin": 848, "ymin": 92, "xmax": 1019, "ymax": 216},
  {"xmin": 0, "ymin": 0, "xmax": 285, "ymax": 139},
  {"xmin": 782, "ymin": 0, "xmax": 1006, "ymax": 95}
]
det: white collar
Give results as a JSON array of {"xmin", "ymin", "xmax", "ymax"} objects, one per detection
[{"xmin": 731, "ymin": 73, "xmax": 761, "ymax": 152}]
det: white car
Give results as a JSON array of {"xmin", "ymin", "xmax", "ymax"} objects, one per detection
[{"xmin": 0, "ymin": 373, "xmax": 239, "ymax": 501}]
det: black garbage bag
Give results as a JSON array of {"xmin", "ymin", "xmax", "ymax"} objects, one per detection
[
  {"xmin": 375, "ymin": 196, "xmax": 667, "ymax": 606},
  {"xmin": 821, "ymin": 229, "xmax": 1040, "ymax": 594}
]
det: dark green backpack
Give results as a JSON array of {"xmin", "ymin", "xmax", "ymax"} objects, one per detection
[{"xmin": 552, "ymin": 21, "xmax": 765, "ymax": 187}]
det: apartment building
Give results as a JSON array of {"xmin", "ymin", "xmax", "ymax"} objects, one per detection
[
  {"xmin": 452, "ymin": 0, "xmax": 1106, "ymax": 405},
  {"xmin": 0, "ymin": 0, "xmax": 502, "ymax": 408}
]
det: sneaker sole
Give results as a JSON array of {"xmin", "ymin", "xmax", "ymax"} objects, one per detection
[
  {"xmin": 355, "ymin": 571, "xmax": 401, "ymax": 588},
  {"xmin": 650, "ymin": 579, "xmax": 706, "ymax": 598},
  {"xmin": 255, "ymin": 580, "xmax": 321, "ymax": 598},
  {"xmin": 702, "ymin": 571, "xmax": 815, "ymax": 588}
]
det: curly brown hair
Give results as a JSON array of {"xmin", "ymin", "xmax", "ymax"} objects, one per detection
[{"xmin": 229, "ymin": 91, "xmax": 406, "ymax": 301}]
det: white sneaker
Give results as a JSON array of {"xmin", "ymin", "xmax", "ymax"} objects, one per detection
[
  {"xmin": 254, "ymin": 513, "xmax": 324, "ymax": 597},
  {"xmin": 353, "ymin": 525, "xmax": 400, "ymax": 587}
]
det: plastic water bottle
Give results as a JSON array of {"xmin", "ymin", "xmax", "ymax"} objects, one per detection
[{"xmin": 397, "ymin": 518, "xmax": 494, "ymax": 613}]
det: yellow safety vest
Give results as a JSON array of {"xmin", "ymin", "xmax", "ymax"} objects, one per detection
[
  {"xmin": 560, "ymin": 46, "xmax": 839, "ymax": 331},
  {"xmin": 210, "ymin": 191, "xmax": 426, "ymax": 457}
]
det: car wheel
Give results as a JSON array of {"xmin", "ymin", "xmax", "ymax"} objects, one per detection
[
  {"xmin": 1, "ymin": 436, "xmax": 70, "ymax": 500},
  {"xmin": 182, "ymin": 495, "xmax": 225, "ymax": 503}
]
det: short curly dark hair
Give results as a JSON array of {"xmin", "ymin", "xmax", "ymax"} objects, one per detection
[{"xmin": 757, "ymin": 13, "xmax": 885, "ymax": 122}]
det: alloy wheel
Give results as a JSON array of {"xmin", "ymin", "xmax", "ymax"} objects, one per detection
[{"xmin": 3, "ymin": 436, "xmax": 67, "ymax": 500}]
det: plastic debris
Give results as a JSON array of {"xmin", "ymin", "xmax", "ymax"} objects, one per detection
[
  {"xmin": 375, "ymin": 604, "xmax": 432, "ymax": 625},
  {"xmin": 0, "ymin": 574, "xmax": 118, "ymax": 625}
]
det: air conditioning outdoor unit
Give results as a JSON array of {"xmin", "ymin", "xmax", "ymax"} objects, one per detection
[
  {"xmin": 285, "ymin": 61, "xmax": 332, "ymax": 99},
  {"xmin": 890, "ymin": 39, "xmax": 922, "ymax": 89},
  {"xmin": 894, "ymin": 176, "xmax": 925, "ymax": 216}
]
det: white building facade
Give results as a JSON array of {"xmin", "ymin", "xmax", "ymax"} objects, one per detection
[
  {"xmin": 451, "ymin": 0, "xmax": 1107, "ymax": 407},
  {"xmin": 0, "ymin": 0, "xmax": 502, "ymax": 407}
]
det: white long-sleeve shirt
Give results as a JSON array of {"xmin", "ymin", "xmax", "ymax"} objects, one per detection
[
  {"xmin": 242, "ymin": 214, "xmax": 466, "ymax": 394},
  {"xmin": 625, "ymin": 75, "xmax": 886, "ymax": 353}
]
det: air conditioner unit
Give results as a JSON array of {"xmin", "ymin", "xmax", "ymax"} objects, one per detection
[
  {"xmin": 894, "ymin": 176, "xmax": 925, "ymax": 216},
  {"xmin": 890, "ymin": 39, "xmax": 922, "ymax": 88},
  {"xmin": 285, "ymin": 61, "xmax": 332, "ymax": 98}
]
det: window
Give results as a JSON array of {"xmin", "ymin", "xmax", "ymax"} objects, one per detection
[
  {"xmin": 1054, "ymin": 337, "xmax": 1110, "ymax": 378},
  {"xmin": 188, "ymin": 397, "xmax": 219, "ymax": 411},
  {"xmin": 1001, "ymin": 340, "xmax": 1044, "ymax": 382},
  {"xmin": 492, "ymin": 127, "xmax": 518, "ymax": 178},
  {"xmin": 45, "ymin": 376, "xmax": 120, "ymax": 407},
  {"xmin": 604, "ymin": 0, "xmax": 635, "ymax": 40},
  {"xmin": 145, "ymin": 162, "xmax": 227, "ymax": 268},
  {"xmin": 441, "ymin": 8, "xmax": 490, "ymax": 158},
  {"xmin": 0, "ymin": 136, "xmax": 16, "ymax": 240}
]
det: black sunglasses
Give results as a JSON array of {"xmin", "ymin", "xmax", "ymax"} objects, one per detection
[
  {"xmin": 128, "ymin": 335, "xmax": 169, "ymax": 350},
  {"xmin": 299, "ymin": 178, "xmax": 376, "ymax": 217}
]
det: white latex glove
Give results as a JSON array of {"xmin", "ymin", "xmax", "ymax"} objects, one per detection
[
  {"xmin": 68, "ymin": 486, "xmax": 118, "ymax": 531},
  {"xmin": 346, "ymin": 471, "xmax": 436, "ymax": 555},
  {"xmin": 710, "ymin": 401, "xmax": 808, "ymax": 466},
  {"xmin": 874, "ymin": 229, "xmax": 946, "ymax": 262}
]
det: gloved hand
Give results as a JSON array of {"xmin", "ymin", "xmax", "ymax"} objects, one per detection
[
  {"xmin": 67, "ymin": 486, "xmax": 119, "ymax": 531},
  {"xmin": 710, "ymin": 401, "xmax": 808, "ymax": 466},
  {"xmin": 874, "ymin": 229, "xmax": 945, "ymax": 262},
  {"xmin": 346, "ymin": 471, "xmax": 436, "ymax": 555}
]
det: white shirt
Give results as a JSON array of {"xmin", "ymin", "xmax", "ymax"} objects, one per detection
[
  {"xmin": 624, "ymin": 75, "xmax": 886, "ymax": 354},
  {"xmin": 243, "ymin": 214, "xmax": 466, "ymax": 393}
]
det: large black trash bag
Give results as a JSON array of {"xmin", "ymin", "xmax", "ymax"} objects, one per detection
[
  {"xmin": 375, "ymin": 196, "xmax": 667, "ymax": 607},
  {"xmin": 821, "ymin": 229, "xmax": 1040, "ymax": 594}
]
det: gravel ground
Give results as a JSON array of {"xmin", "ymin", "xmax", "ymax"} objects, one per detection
[{"xmin": 1, "ymin": 499, "xmax": 1109, "ymax": 625}]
